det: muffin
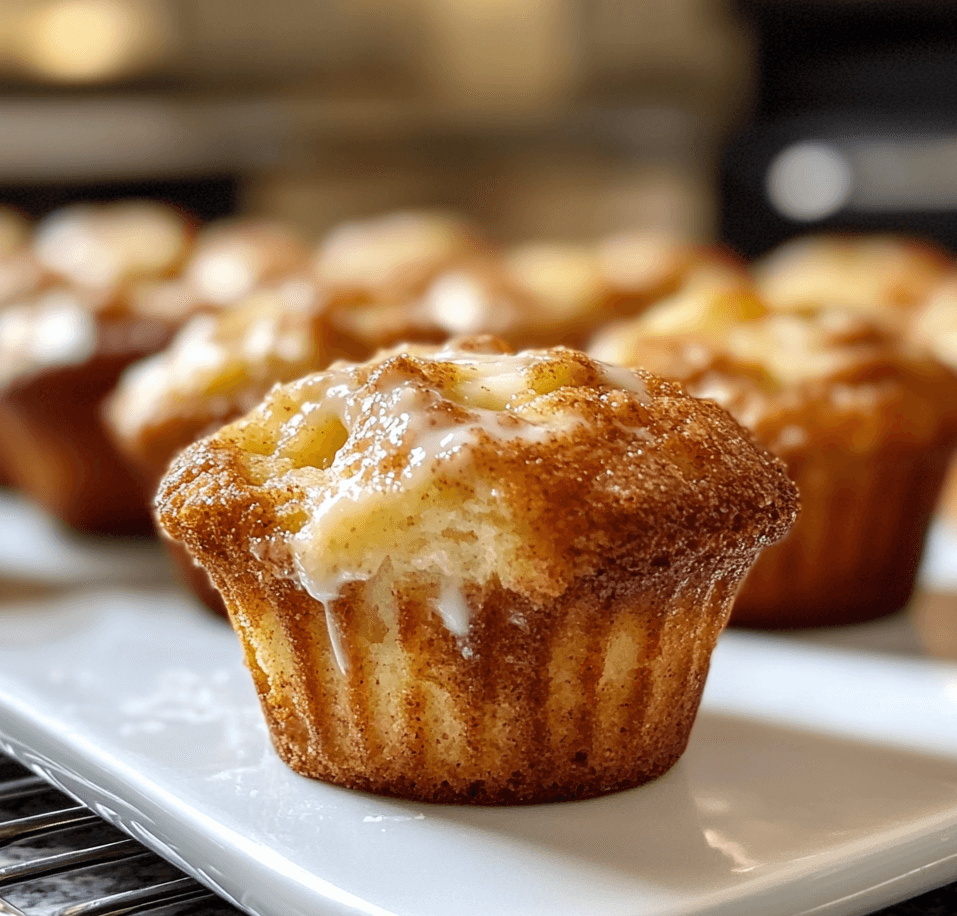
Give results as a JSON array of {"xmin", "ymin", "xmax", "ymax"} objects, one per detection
[
  {"xmin": 754, "ymin": 233, "xmax": 953, "ymax": 319},
  {"xmin": 106, "ymin": 275, "xmax": 330, "ymax": 494},
  {"xmin": 321, "ymin": 256, "xmax": 543, "ymax": 360},
  {"xmin": 0, "ymin": 286, "xmax": 177, "ymax": 533},
  {"xmin": 157, "ymin": 343, "xmax": 797, "ymax": 803},
  {"xmin": 588, "ymin": 263, "xmax": 766, "ymax": 356},
  {"xmin": 33, "ymin": 200, "xmax": 193, "ymax": 289},
  {"xmin": 130, "ymin": 217, "xmax": 313, "ymax": 322},
  {"xmin": 505, "ymin": 234, "xmax": 746, "ymax": 348},
  {"xmin": 106, "ymin": 275, "xmax": 333, "ymax": 609},
  {"xmin": 593, "ymin": 308, "xmax": 957, "ymax": 627},
  {"xmin": 314, "ymin": 210, "xmax": 484, "ymax": 302},
  {"xmin": 0, "ymin": 200, "xmax": 196, "ymax": 533}
]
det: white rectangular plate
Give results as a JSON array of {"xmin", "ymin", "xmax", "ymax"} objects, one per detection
[{"xmin": 0, "ymin": 588, "xmax": 956, "ymax": 916}]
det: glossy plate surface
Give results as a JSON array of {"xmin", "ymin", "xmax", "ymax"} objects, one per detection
[
  {"xmin": 0, "ymin": 583, "xmax": 955, "ymax": 916},
  {"xmin": 0, "ymin": 493, "xmax": 171, "ymax": 587}
]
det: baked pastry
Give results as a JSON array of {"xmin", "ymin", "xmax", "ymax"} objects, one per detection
[
  {"xmin": 588, "ymin": 263, "xmax": 765, "ymax": 357},
  {"xmin": 0, "ymin": 200, "xmax": 197, "ymax": 533},
  {"xmin": 593, "ymin": 308, "xmax": 957, "ymax": 627},
  {"xmin": 107, "ymin": 276, "xmax": 333, "ymax": 609},
  {"xmin": 33, "ymin": 199, "xmax": 192, "ymax": 289},
  {"xmin": 157, "ymin": 343, "xmax": 797, "ymax": 803},
  {"xmin": 106, "ymin": 276, "xmax": 330, "ymax": 493},
  {"xmin": 754, "ymin": 234, "xmax": 952, "ymax": 319},
  {"xmin": 0, "ymin": 286, "xmax": 176, "ymax": 533},
  {"xmin": 321, "ymin": 256, "xmax": 543, "ymax": 360},
  {"xmin": 506, "ymin": 234, "xmax": 746, "ymax": 348},
  {"xmin": 131, "ymin": 217, "xmax": 313, "ymax": 321},
  {"xmin": 314, "ymin": 210, "xmax": 483, "ymax": 302}
]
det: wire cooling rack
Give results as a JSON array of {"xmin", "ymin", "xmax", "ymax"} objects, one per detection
[{"xmin": 0, "ymin": 756, "xmax": 239, "ymax": 916}]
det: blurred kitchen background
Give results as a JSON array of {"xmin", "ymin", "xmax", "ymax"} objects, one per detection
[{"xmin": 0, "ymin": 0, "xmax": 955, "ymax": 254}]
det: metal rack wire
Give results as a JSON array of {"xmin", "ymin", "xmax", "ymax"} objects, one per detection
[{"xmin": 0, "ymin": 756, "xmax": 239, "ymax": 916}]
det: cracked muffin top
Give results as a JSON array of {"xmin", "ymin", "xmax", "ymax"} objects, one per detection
[
  {"xmin": 754, "ymin": 234, "xmax": 953, "ymax": 316},
  {"xmin": 157, "ymin": 342, "xmax": 797, "ymax": 610},
  {"xmin": 591, "ymin": 307, "xmax": 957, "ymax": 459}
]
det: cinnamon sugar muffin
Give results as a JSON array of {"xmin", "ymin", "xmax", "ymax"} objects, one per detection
[
  {"xmin": 107, "ymin": 275, "xmax": 332, "ymax": 609},
  {"xmin": 157, "ymin": 344, "xmax": 796, "ymax": 803},
  {"xmin": 0, "ymin": 201, "xmax": 197, "ymax": 533},
  {"xmin": 0, "ymin": 286, "xmax": 177, "ymax": 532},
  {"xmin": 321, "ymin": 257, "xmax": 542, "ymax": 360},
  {"xmin": 754, "ymin": 234, "xmax": 953, "ymax": 319},
  {"xmin": 593, "ymin": 308, "xmax": 957, "ymax": 627},
  {"xmin": 314, "ymin": 210, "xmax": 483, "ymax": 302},
  {"xmin": 505, "ymin": 235, "xmax": 748, "ymax": 348}
]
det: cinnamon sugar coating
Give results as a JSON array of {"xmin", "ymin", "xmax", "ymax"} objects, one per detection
[
  {"xmin": 313, "ymin": 210, "xmax": 483, "ymax": 303},
  {"xmin": 0, "ymin": 286, "xmax": 178, "ymax": 533},
  {"xmin": 755, "ymin": 234, "xmax": 953, "ymax": 317},
  {"xmin": 593, "ymin": 308, "xmax": 957, "ymax": 626},
  {"xmin": 505, "ymin": 236, "xmax": 747, "ymax": 349},
  {"xmin": 158, "ymin": 344, "xmax": 796, "ymax": 803},
  {"xmin": 106, "ymin": 276, "xmax": 330, "ymax": 493}
]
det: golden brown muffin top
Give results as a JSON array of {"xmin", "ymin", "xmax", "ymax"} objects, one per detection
[
  {"xmin": 506, "ymin": 235, "xmax": 748, "ymax": 348},
  {"xmin": 314, "ymin": 210, "xmax": 483, "ymax": 301},
  {"xmin": 593, "ymin": 307, "xmax": 957, "ymax": 459},
  {"xmin": 33, "ymin": 200, "xmax": 193, "ymax": 290},
  {"xmin": 754, "ymin": 233, "xmax": 953, "ymax": 315},
  {"xmin": 129, "ymin": 217, "xmax": 313, "ymax": 322},
  {"xmin": 321, "ymin": 257, "xmax": 542, "ymax": 361},
  {"xmin": 589, "ymin": 265, "xmax": 765, "ymax": 358},
  {"xmin": 158, "ymin": 343, "xmax": 797, "ymax": 612},
  {"xmin": 106, "ymin": 275, "xmax": 330, "ymax": 483},
  {"xmin": 0, "ymin": 286, "xmax": 173, "ymax": 389}
]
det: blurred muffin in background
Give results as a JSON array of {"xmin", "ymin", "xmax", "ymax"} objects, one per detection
[
  {"xmin": 107, "ymin": 275, "xmax": 331, "ymax": 610},
  {"xmin": 590, "ymin": 306, "xmax": 957, "ymax": 628},
  {"xmin": 132, "ymin": 217, "xmax": 313, "ymax": 324},
  {"xmin": 0, "ymin": 285, "xmax": 178, "ymax": 534},
  {"xmin": 314, "ymin": 210, "xmax": 485, "ymax": 303},
  {"xmin": 33, "ymin": 200, "xmax": 193, "ymax": 291},
  {"xmin": 589, "ymin": 262, "xmax": 764, "ymax": 358},
  {"xmin": 0, "ymin": 207, "xmax": 46, "ymax": 306},
  {"xmin": 506, "ymin": 233, "xmax": 747, "ymax": 348},
  {"xmin": 0, "ymin": 208, "xmax": 319, "ymax": 536},
  {"xmin": 754, "ymin": 234, "xmax": 953, "ymax": 320},
  {"xmin": 322, "ymin": 255, "xmax": 541, "ymax": 360},
  {"xmin": 107, "ymin": 276, "xmax": 330, "ymax": 499}
]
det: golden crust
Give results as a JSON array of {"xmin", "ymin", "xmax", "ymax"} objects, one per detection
[
  {"xmin": 592, "ymin": 308, "xmax": 957, "ymax": 626},
  {"xmin": 0, "ymin": 284, "xmax": 185, "ymax": 533},
  {"xmin": 755, "ymin": 233, "xmax": 953, "ymax": 316},
  {"xmin": 157, "ymin": 345, "xmax": 796, "ymax": 803},
  {"xmin": 105, "ymin": 276, "xmax": 331, "ymax": 493},
  {"xmin": 598, "ymin": 308, "xmax": 957, "ymax": 459}
]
